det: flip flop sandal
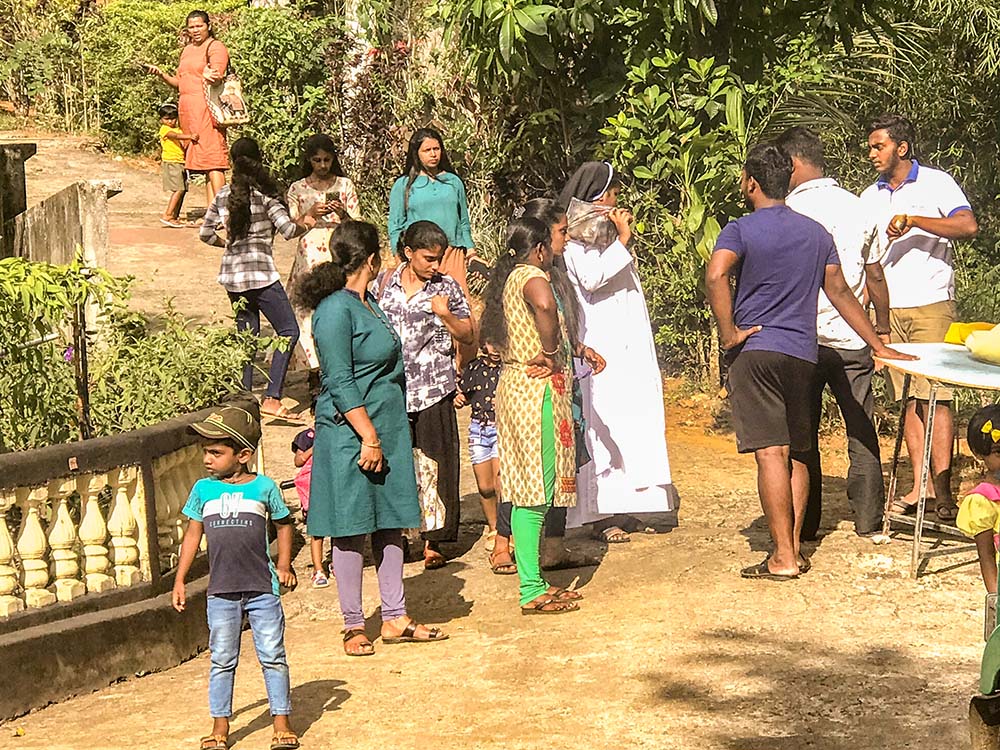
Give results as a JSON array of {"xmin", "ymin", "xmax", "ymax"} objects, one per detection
[
  {"xmin": 600, "ymin": 526, "xmax": 631, "ymax": 544},
  {"xmin": 890, "ymin": 498, "xmax": 918, "ymax": 515},
  {"xmin": 740, "ymin": 560, "xmax": 799, "ymax": 581},
  {"xmin": 424, "ymin": 554, "xmax": 447, "ymax": 570},
  {"xmin": 383, "ymin": 621, "xmax": 449, "ymax": 644},
  {"xmin": 489, "ymin": 551, "xmax": 517, "ymax": 575},
  {"xmin": 260, "ymin": 406, "xmax": 303, "ymax": 422},
  {"xmin": 797, "ymin": 555, "xmax": 812, "ymax": 574},
  {"xmin": 160, "ymin": 218, "xmax": 186, "ymax": 228},
  {"xmin": 521, "ymin": 596, "xmax": 580, "ymax": 615},
  {"xmin": 342, "ymin": 628, "xmax": 375, "ymax": 657},
  {"xmin": 270, "ymin": 732, "xmax": 300, "ymax": 750},
  {"xmin": 200, "ymin": 735, "xmax": 228, "ymax": 750},
  {"xmin": 548, "ymin": 587, "xmax": 584, "ymax": 601},
  {"xmin": 936, "ymin": 501, "xmax": 959, "ymax": 522}
]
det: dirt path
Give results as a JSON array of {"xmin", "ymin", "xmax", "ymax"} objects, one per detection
[{"xmin": 0, "ymin": 134, "xmax": 988, "ymax": 749}]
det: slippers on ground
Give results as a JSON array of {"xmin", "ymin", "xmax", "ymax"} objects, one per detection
[
  {"xmin": 270, "ymin": 732, "xmax": 300, "ymax": 750},
  {"xmin": 797, "ymin": 554, "xmax": 812, "ymax": 574},
  {"xmin": 424, "ymin": 555, "xmax": 448, "ymax": 570},
  {"xmin": 548, "ymin": 587, "xmax": 584, "ymax": 601},
  {"xmin": 489, "ymin": 550, "xmax": 517, "ymax": 575},
  {"xmin": 382, "ymin": 621, "xmax": 448, "ymax": 644},
  {"xmin": 200, "ymin": 736, "xmax": 228, "ymax": 750},
  {"xmin": 260, "ymin": 406, "xmax": 303, "ymax": 422},
  {"xmin": 160, "ymin": 218, "xmax": 186, "ymax": 228},
  {"xmin": 890, "ymin": 498, "xmax": 918, "ymax": 515},
  {"xmin": 936, "ymin": 500, "xmax": 959, "ymax": 522},
  {"xmin": 342, "ymin": 628, "xmax": 374, "ymax": 657},
  {"xmin": 740, "ymin": 559, "xmax": 799, "ymax": 581},
  {"xmin": 521, "ymin": 596, "xmax": 580, "ymax": 615},
  {"xmin": 598, "ymin": 526, "xmax": 631, "ymax": 544}
]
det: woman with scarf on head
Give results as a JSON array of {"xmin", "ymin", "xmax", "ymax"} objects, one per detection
[{"xmin": 558, "ymin": 161, "xmax": 680, "ymax": 542}]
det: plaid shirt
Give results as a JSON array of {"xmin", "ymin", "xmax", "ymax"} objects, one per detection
[{"xmin": 200, "ymin": 185, "xmax": 302, "ymax": 293}]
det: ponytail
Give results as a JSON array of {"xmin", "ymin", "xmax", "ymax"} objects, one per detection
[{"xmin": 226, "ymin": 138, "xmax": 281, "ymax": 241}]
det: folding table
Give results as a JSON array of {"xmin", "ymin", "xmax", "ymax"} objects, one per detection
[{"xmin": 875, "ymin": 342, "xmax": 1000, "ymax": 577}]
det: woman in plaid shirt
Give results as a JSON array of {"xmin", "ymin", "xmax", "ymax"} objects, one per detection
[{"xmin": 201, "ymin": 138, "xmax": 326, "ymax": 419}]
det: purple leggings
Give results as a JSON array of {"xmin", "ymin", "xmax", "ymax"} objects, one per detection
[{"xmin": 332, "ymin": 529, "xmax": 406, "ymax": 629}]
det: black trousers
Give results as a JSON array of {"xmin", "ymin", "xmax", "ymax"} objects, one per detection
[
  {"xmin": 796, "ymin": 345, "xmax": 884, "ymax": 539},
  {"xmin": 409, "ymin": 393, "xmax": 461, "ymax": 543}
]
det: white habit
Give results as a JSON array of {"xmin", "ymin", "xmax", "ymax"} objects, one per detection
[{"xmin": 562, "ymin": 237, "xmax": 679, "ymax": 528}]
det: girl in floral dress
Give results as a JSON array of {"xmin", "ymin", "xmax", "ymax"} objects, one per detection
[{"xmin": 287, "ymin": 134, "xmax": 361, "ymax": 396}]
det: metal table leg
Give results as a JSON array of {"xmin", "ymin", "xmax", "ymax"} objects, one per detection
[
  {"xmin": 882, "ymin": 374, "xmax": 912, "ymax": 537},
  {"xmin": 911, "ymin": 382, "xmax": 939, "ymax": 578}
]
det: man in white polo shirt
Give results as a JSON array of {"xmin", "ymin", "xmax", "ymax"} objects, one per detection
[
  {"xmin": 777, "ymin": 126, "xmax": 891, "ymax": 540},
  {"xmin": 860, "ymin": 113, "xmax": 978, "ymax": 522}
]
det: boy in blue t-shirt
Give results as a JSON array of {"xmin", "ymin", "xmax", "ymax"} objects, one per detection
[
  {"xmin": 172, "ymin": 406, "xmax": 300, "ymax": 750},
  {"xmin": 706, "ymin": 143, "xmax": 911, "ymax": 583}
]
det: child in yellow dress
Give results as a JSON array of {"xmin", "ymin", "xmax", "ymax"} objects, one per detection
[{"xmin": 957, "ymin": 405, "xmax": 1000, "ymax": 594}]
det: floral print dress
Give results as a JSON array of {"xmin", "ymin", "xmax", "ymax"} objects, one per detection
[
  {"xmin": 495, "ymin": 264, "xmax": 577, "ymax": 508},
  {"xmin": 286, "ymin": 176, "xmax": 361, "ymax": 369}
]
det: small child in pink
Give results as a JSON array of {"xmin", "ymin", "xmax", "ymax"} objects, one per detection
[
  {"xmin": 957, "ymin": 405, "xmax": 1000, "ymax": 594},
  {"xmin": 292, "ymin": 427, "xmax": 331, "ymax": 587}
]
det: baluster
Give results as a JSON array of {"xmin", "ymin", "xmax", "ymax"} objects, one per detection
[
  {"xmin": 0, "ymin": 490, "xmax": 25, "ymax": 616},
  {"xmin": 47, "ymin": 479, "xmax": 85, "ymax": 602},
  {"xmin": 79, "ymin": 474, "xmax": 115, "ymax": 593},
  {"xmin": 154, "ymin": 453, "xmax": 174, "ymax": 571},
  {"xmin": 17, "ymin": 487, "xmax": 56, "ymax": 608},
  {"xmin": 108, "ymin": 467, "xmax": 142, "ymax": 586}
]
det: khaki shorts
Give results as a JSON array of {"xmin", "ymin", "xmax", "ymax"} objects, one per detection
[
  {"xmin": 162, "ymin": 162, "xmax": 188, "ymax": 193},
  {"xmin": 887, "ymin": 299, "xmax": 955, "ymax": 401}
]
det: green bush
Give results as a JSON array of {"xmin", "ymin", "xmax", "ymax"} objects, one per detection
[{"xmin": 0, "ymin": 258, "xmax": 266, "ymax": 452}]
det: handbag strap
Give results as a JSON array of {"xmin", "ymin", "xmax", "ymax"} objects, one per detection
[{"xmin": 203, "ymin": 38, "xmax": 231, "ymax": 77}]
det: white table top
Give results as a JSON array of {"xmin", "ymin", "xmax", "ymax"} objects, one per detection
[{"xmin": 875, "ymin": 343, "xmax": 1000, "ymax": 391}]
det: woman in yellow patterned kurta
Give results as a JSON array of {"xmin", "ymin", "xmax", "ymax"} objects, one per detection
[{"xmin": 483, "ymin": 216, "xmax": 579, "ymax": 614}]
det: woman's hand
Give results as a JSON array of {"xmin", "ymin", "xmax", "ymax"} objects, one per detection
[
  {"xmin": 525, "ymin": 351, "xmax": 559, "ymax": 379},
  {"xmin": 454, "ymin": 391, "xmax": 468, "ymax": 408},
  {"xmin": 580, "ymin": 346, "xmax": 606, "ymax": 375},
  {"xmin": 308, "ymin": 200, "xmax": 330, "ymax": 219},
  {"xmin": 145, "ymin": 63, "xmax": 164, "ymax": 78},
  {"xmin": 328, "ymin": 199, "xmax": 349, "ymax": 219},
  {"xmin": 358, "ymin": 441, "xmax": 384, "ymax": 473},
  {"xmin": 608, "ymin": 208, "xmax": 634, "ymax": 246},
  {"xmin": 430, "ymin": 295, "xmax": 451, "ymax": 318}
]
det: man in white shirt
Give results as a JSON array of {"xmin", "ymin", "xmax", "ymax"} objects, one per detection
[
  {"xmin": 859, "ymin": 114, "xmax": 978, "ymax": 522},
  {"xmin": 777, "ymin": 127, "xmax": 891, "ymax": 540}
]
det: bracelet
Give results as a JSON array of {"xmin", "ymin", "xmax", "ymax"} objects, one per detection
[
  {"xmin": 362, "ymin": 440, "xmax": 381, "ymax": 449},
  {"xmin": 875, "ymin": 327, "xmax": 891, "ymax": 336},
  {"xmin": 541, "ymin": 348, "xmax": 559, "ymax": 357}
]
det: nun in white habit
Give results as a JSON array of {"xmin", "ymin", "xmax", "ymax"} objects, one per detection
[{"xmin": 559, "ymin": 161, "xmax": 679, "ymax": 541}]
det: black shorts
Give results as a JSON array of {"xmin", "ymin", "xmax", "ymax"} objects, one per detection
[{"xmin": 728, "ymin": 350, "xmax": 815, "ymax": 454}]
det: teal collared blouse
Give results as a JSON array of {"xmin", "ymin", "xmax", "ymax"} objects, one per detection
[{"xmin": 387, "ymin": 171, "xmax": 474, "ymax": 252}]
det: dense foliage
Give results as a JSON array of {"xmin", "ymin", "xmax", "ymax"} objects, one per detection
[
  {"xmin": 3, "ymin": 0, "xmax": 999, "ymax": 382},
  {"xmin": 0, "ymin": 258, "xmax": 264, "ymax": 452}
]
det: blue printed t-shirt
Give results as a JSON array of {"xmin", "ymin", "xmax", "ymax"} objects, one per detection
[
  {"xmin": 182, "ymin": 475, "xmax": 290, "ymax": 597},
  {"xmin": 713, "ymin": 205, "xmax": 840, "ymax": 364}
]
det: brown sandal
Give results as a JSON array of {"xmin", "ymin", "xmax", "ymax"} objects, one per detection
[
  {"xmin": 521, "ymin": 596, "xmax": 580, "ymax": 615},
  {"xmin": 343, "ymin": 628, "xmax": 374, "ymax": 657},
  {"xmin": 200, "ymin": 736, "xmax": 228, "ymax": 750},
  {"xmin": 270, "ymin": 732, "xmax": 300, "ymax": 750},
  {"xmin": 382, "ymin": 620, "xmax": 449, "ymax": 643},
  {"xmin": 547, "ymin": 587, "xmax": 584, "ymax": 601},
  {"xmin": 490, "ymin": 549, "xmax": 517, "ymax": 575}
]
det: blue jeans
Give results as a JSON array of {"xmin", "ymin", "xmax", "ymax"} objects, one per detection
[{"xmin": 207, "ymin": 593, "xmax": 291, "ymax": 718}]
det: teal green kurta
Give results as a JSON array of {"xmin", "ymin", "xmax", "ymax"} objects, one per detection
[{"xmin": 307, "ymin": 288, "xmax": 421, "ymax": 538}]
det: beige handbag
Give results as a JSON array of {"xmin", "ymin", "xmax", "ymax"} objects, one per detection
[
  {"xmin": 203, "ymin": 40, "xmax": 249, "ymax": 127},
  {"xmin": 412, "ymin": 448, "xmax": 446, "ymax": 533}
]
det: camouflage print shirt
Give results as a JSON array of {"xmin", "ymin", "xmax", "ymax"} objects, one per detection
[{"xmin": 377, "ymin": 265, "xmax": 471, "ymax": 413}]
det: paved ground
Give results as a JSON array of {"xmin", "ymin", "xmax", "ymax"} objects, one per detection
[{"xmin": 0, "ymin": 134, "xmax": 990, "ymax": 749}]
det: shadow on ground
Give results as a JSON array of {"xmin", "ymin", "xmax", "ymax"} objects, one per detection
[
  {"xmin": 644, "ymin": 628, "xmax": 967, "ymax": 749},
  {"xmin": 227, "ymin": 678, "xmax": 349, "ymax": 744}
]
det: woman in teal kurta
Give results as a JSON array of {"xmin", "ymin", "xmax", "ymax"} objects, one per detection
[
  {"xmin": 295, "ymin": 220, "xmax": 447, "ymax": 655},
  {"xmin": 387, "ymin": 127, "xmax": 474, "ymax": 295}
]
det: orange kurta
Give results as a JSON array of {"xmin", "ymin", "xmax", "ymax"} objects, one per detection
[{"xmin": 177, "ymin": 40, "xmax": 230, "ymax": 172}]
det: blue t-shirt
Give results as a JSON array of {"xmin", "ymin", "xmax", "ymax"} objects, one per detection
[
  {"xmin": 714, "ymin": 205, "xmax": 840, "ymax": 363},
  {"xmin": 182, "ymin": 475, "xmax": 290, "ymax": 597}
]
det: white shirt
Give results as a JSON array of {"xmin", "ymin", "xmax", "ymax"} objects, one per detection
[
  {"xmin": 859, "ymin": 161, "xmax": 972, "ymax": 309},
  {"xmin": 786, "ymin": 177, "xmax": 874, "ymax": 350}
]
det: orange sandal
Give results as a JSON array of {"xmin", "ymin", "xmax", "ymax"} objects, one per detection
[{"xmin": 270, "ymin": 731, "xmax": 300, "ymax": 750}]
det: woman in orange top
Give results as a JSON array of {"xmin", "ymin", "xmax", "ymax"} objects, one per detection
[{"xmin": 147, "ymin": 10, "xmax": 229, "ymax": 207}]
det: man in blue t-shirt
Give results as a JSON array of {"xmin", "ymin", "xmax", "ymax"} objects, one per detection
[{"xmin": 706, "ymin": 143, "xmax": 912, "ymax": 582}]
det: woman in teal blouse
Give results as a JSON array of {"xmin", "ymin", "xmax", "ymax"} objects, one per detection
[
  {"xmin": 388, "ymin": 128, "xmax": 474, "ymax": 294},
  {"xmin": 295, "ymin": 220, "xmax": 447, "ymax": 655}
]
